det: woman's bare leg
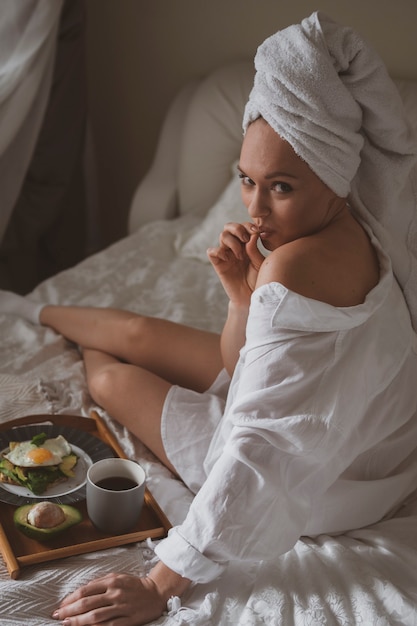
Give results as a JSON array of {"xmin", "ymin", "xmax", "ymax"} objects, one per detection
[
  {"xmin": 40, "ymin": 305, "xmax": 223, "ymax": 392},
  {"xmin": 84, "ymin": 348, "xmax": 177, "ymax": 473}
]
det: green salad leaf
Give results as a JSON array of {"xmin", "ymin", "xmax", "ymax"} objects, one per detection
[{"xmin": 30, "ymin": 432, "xmax": 48, "ymax": 447}]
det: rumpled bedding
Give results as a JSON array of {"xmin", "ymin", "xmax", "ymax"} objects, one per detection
[{"xmin": 0, "ymin": 214, "xmax": 417, "ymax": 625}]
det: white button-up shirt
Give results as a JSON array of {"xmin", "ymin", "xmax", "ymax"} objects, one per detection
[{"xmin": 156, "ymin": 240, "xmax": 417, "ymax": 583}]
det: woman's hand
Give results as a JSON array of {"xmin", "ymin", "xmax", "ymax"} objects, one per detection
[
  {"xmin": 208, "ymin": 222, "xmax": 266, "ymax": 376},
  {"xmin": 52, "ymin": 563, "xmax": 191, "ymax": 625},
  {"xmin": 52, "ymin": 573, "xmax": 164, "ymax": 625},
  {"xmin": 207, "ymin": 222, "xmax": 265, "ymax": 306}
]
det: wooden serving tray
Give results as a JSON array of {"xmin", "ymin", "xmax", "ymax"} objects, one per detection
[{"xmin": 0, "ymin": 411, "xmax": 171, "ymax": 579}]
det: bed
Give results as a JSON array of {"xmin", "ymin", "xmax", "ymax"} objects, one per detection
[{"xmin": 0, "ymin": 60, "xmax": 417, "ymax": 625}]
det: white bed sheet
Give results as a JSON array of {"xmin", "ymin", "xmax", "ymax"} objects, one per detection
[{"xmin": 0, "ymin": 214, "xmax": 417, "ymax": 625}]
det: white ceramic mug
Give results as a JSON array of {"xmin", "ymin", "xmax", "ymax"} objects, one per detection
[{"xmin": 86, "ymin": 458, "xmax": 146, "ymax": 534}]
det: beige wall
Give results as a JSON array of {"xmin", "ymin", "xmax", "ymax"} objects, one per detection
[{"xmin": 85, "ymin": 0, "xmax": 417, "ymax": 246}]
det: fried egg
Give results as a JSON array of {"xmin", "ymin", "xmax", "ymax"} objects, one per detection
[{"xmin": 4, "ymin": 435, "xmax": 72, "ymax": 467}]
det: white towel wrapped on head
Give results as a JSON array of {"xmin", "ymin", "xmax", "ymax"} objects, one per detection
[{"xmin": 243, "ymin": 11, "xmax": 417, "ymax": 332}]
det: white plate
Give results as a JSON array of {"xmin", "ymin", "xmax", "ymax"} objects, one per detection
[
  {"xmin": 0, "ymin": 444, "xmax": 91, "ymax": 499},
  {"xmin": 0, "ymin": 424, "xmax": 115, "ymax": 504}
]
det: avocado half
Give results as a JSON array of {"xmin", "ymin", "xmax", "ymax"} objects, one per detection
[{"xmin": 14, "ymin": 503, "xmax": 82, "ymax": 541}]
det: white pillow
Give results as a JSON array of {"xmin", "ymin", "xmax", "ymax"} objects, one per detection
[
  {"xmin": 177, "ymin": 61, "xmax": 254, "ymax": 217},
  {"xmin": 175, "ymin": 164, "xmax": 247, "ymax": 262}
]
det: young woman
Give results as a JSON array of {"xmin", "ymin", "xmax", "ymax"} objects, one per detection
[{"xmin": 1, "ymin": 12, "xmax": 416, "ymax": 626}]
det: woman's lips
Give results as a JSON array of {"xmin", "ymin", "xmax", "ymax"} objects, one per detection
[
  {"xmin": 251, "ymin": 224, "xmax": 273, "ymax": 240},
  {"xmin": 258, "ymin": 230, "xmax": 272, "ymax": 240}
]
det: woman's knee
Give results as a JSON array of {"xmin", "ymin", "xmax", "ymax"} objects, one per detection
[
  {"xmin": 118, "ymin": 315, "xmax": 158, "ymax": 362},
  {"xmin": 87, "ymin": 363, "xmax": 122, "ymax": 407}
]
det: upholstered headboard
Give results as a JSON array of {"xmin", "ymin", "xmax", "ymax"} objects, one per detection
[{"xmin": 128, "ymin": 61, "xmax": 417, "ymax": 234}]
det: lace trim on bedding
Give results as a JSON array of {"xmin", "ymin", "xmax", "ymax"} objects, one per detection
[{"xmin": 166, "ymin": 593, "xmax": 219, "ymax": 624}]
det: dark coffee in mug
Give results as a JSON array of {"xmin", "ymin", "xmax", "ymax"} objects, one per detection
[
  {"xmin": 95, "ymin": 476, "xmax": 138, "ymax": 491},
  {"xmin": 87, "ymin": 458, "xmax": 146, "ymax": 534}
]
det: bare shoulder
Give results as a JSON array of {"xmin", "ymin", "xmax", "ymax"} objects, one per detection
[{"xmin": 256, "ymin": 217, "xmax": 380, "ymax": 307}]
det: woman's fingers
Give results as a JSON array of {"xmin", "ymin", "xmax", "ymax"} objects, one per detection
[
  {"xmin": 219, "ymin": 225, "xmax": 249, "ymax": 260},
  {"xmin": 207, "ymin": 222, "xmax": 253, "ymax": 263},
  {"xmin": 246, "ymin": 233, "xmax": 265, "ymax": 270},
  {"xmin": 207, "ymin": 245, "xmax": 234, "ymax": 265},
  {"xmin": 58, "ymin": 576, "xmax": 108, "ymax": 607}
]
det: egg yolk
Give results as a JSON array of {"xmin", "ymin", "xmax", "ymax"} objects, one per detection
[{"xmin": 27, "ymin": 447, "xmax": 54, "ymax": 464}]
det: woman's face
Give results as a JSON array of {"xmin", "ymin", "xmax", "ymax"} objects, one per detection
[{"xmin": 238, "ymin": 118, "xmax": 345, "ymax": 250}]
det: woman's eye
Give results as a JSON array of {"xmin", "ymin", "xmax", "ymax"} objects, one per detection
[
  {"xmin": 238, "ymin": 173, "xmax": 292, "ymax": 193},
  {"xmin": 273, "ymin": 182, "xmax": 292, "ymax": 193},
  {"xmin": 238, "ymin": 173, "xmax": 254, "ymax": 186}
]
